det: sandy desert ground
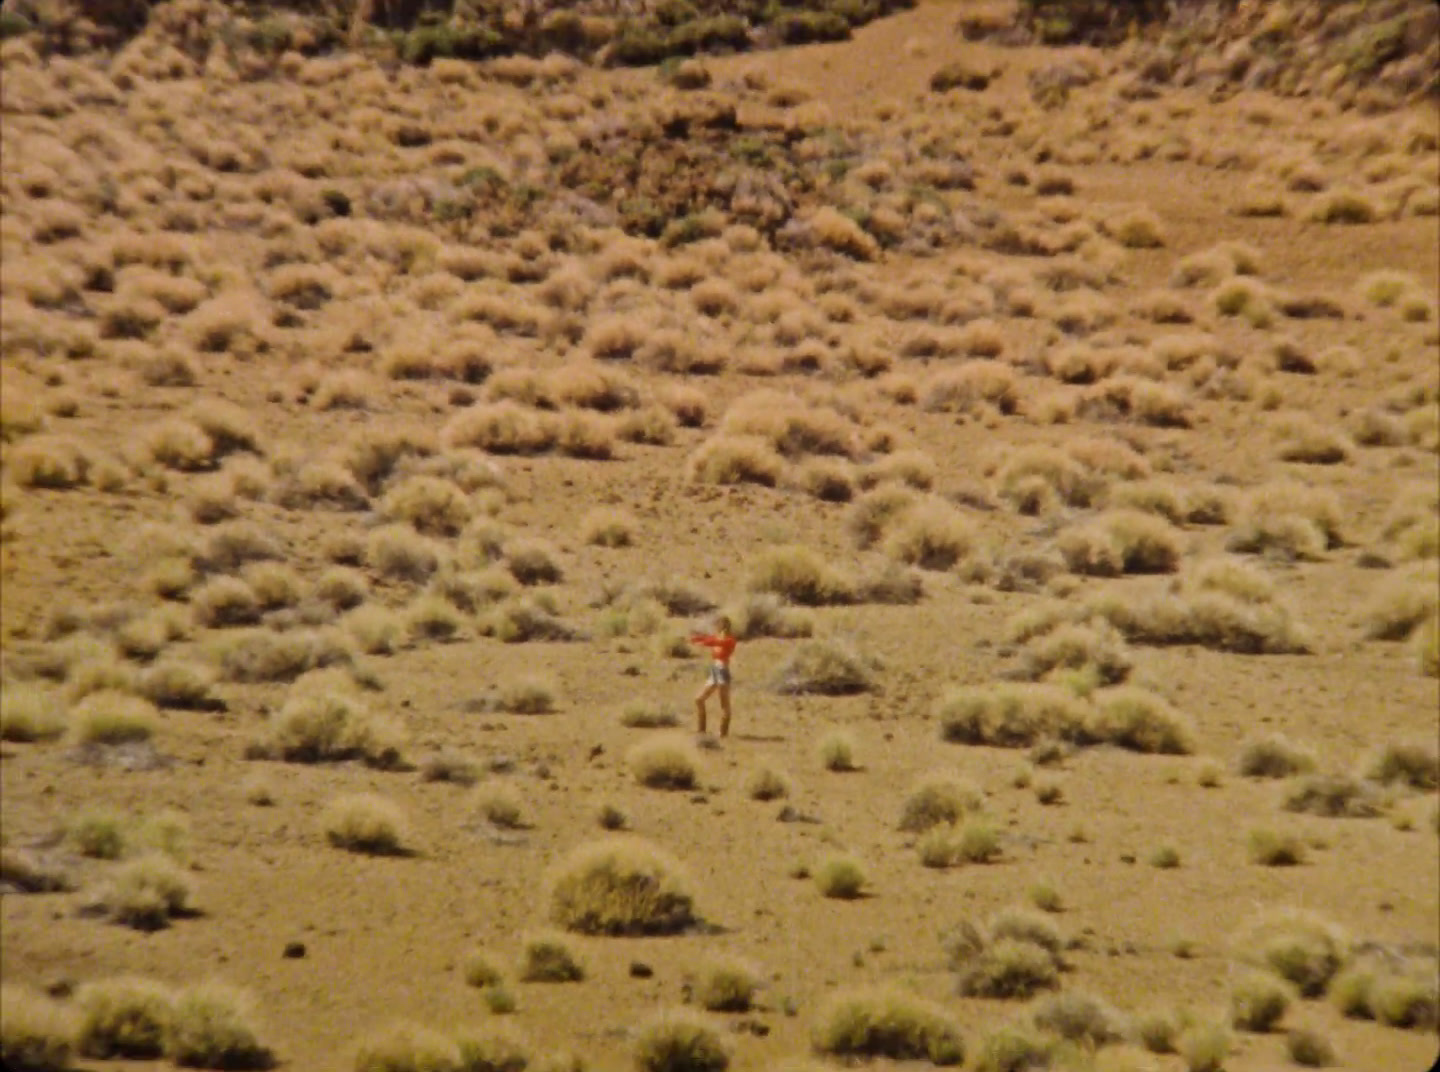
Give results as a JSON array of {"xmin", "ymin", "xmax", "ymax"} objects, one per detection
[{"xmin": 1, "ymin": 2, "xmax": 1437, "ymax": 1070}]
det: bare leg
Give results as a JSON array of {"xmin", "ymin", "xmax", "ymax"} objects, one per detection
[
  {"xmin": 718, "ymin": 684, "xmax": 732, "ymax": 737},
  {"xmin": 694, "ymin": 683, "xmax": 716, "ymax": 734}
]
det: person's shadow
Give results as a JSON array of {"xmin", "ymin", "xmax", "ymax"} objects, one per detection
[{"xmin": 733, "ymin": 733, "xmax": 785, "ymax": 743}]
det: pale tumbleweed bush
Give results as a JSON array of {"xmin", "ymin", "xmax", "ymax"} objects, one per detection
[
  {"xmin": 76, "ymin": 976, "xmax": 174, "ymax": 1059},
  {"xmin": 814, "ymin": 854, "xmax": 867, "ymax": 899},
  {"xmin": 323, "ymin": 793, "xmax": 411, "ymax": 856},
  {"xmin": 633, "ymin": 1009, "xmax": 729, "ymax": 1072},
  {"xmin": 693, "ymin": 955, "xmax": 762, "ymax": 1013},
  {"xmin": 810, "ymin": 985, "xmax": 965, "ymax": 1065},
  {"xmin": 629, "ymin": 733, "xmax": 701, "ymax": 790},
  {"xmin": 0, "ymin": 983, "xmax": 78, "ymax": 1071},
  {"xmin": 548, "ymin": 837, "xmax": 696, "ymax": 936},
  {"xmin": 165, "ymin": 982, "xmax": 273, "ymax": 1070}
]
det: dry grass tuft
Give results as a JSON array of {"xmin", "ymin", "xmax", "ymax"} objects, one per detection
[
  {"xmin": 1365, "ymin": 740, "xmax": 1438, "ymax": 790},
  {"xmin": 1249, "ymin": 829, "xmax": 1306, "ymax": 867},
  {"xmin": 947, "ymin": 914, "xmax": 1062, "ymax": 1000},
  {"xmin": 1238, "ymin": 734, "xmax": 1317, "ymax": 779},
  {"xmin": 323, "ymin": 793, "xmax": 411, "ymax": 856},
  {"xmin": 257, "ymin": 690, "xmax": 404, "ymax": 768},
  {"xmin": 900, "ymin": 772, "xmax": 983, "ymax": 832},
  {"xmin": 629, "ymin": 732, "xmax": 701, "ymax": 790},
  {"xmin": 166, "ymin": 982, "xmax": 273, "ymax": 1070},
  {"xmin": 548, "ymin": 836, "xmax": 696, "ymax": 936},
  {"xmin": 76, "ymin": 976, "xmax": 174, "ymax": 1059},
  {"xmin": 0, "ymin": 683, "xmax": 65, "ymax": 742},
  {"xmin": 1235, "ymin": 910, "xmax": 1349, "ymax": 997},
  {"xmin": 0, "ymin": 983, "xmax": 78, "ymax": 1071},
  {"xmin": 747, "ymin": 545, "xmax": 855, "ymax": 605},
  {"xmin": 1058, "ymin": 510, "xmax": 1184, "ymax": 576},
  {"xmin": 810, "ymin": 986, "xmax": 965, "ymax": 1064},
  {"xmin": 1283, "ymin": 773, "xmax": 1384, "ymax": 819},
  {"xmin": 633, "ymin": 1009, "xmax": 729, "ymax": 1072},
  {"xmin": 520, "ymin": 932, "xmax": 585, "ymax": 983},
  {"xmin": 936, "ymin": 684, "xmax": 1089, "ymax": 748},
  {"xmin": 884, "ymin": 500, "xmax": 975, "ymax": 571},
  {"xmin": 685, "ymin": 436, "xmax": 784, "ymax": 487},
  {"xmin": 777, "ymin": 638, "xmax": 880, "ymax": 695},
  {"xmin": 69, "ymin": 690, "xmax": 158, "ymax": 747},
  {"xmin": 692, "ymin": 955, "xmax": 761, "ymax": 1013}
]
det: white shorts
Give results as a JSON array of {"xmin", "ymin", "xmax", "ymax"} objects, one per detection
[{"xmin": 707, "ymin": 664, "xmax": 731, "ymax": 686}]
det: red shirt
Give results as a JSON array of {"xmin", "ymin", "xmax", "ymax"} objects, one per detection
[{"xmin": 691, "ymin": 633, "xmax": 736, "ymax": 665}]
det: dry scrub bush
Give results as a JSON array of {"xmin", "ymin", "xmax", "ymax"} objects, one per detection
[
  {"xmin": 192, "ymin": 576, "xmax": 262, "ymax": 628},
  {"xmin": 1283, "ymin": 773, "xmax": 1384, "ymax": 819},
  {"xmin": 727, "ymin": 593, "xmax": 814, "ymax": 639},
  {"xmin": 1032, "ymin": 990, "xmax": 1128, "ymax": 1046},
  {"xmin": 1249, "ymin": 829, "xmax": 1306, "ymax": 867},
  {"xmin": 693, "ymin": 955, "xmax": 761, "ymax": 1013},
  {"xmin": 778, "ymin": 638, "xmax": 880, "ymax": 695},
  {"xmin": 685, "ymin": 436, "xmax": 783, "ymax": 487},
  {"xmin": 1017, "ymin": 620, "xmax": 1132, "ymax": 687},
  {"xmin": 1105, "ymin": 206, "xmax": 1166, "ymax": 248},
  {"xmin": 900, "ymin": 772, "xmax": 983, "ymax": 832},
  {"xmin": 884, "ymin": 500, "xmax": 975, "ymax": 571},
  {"xmin": 257, "ymin": 690, "xmax": 403, "ymax": 768},
  {"xmin": 1090, "ymin": 688, "xmax": 1194, "ymax": 754},
  {"xmin": 1274, "ymin": 414, "xmax": 1354, "ymax": 465},
  {"xmin": 629, "ymin": 733, "xmax": 701, "ymax": 790},
  {"xmin": 1236, "ymin": 911, "xmax": 1349, "ymax": 998},
  {"xmin": 1229, "ymin": 971, "xmax": 1293, "ymax": 1032},
  {"xmin": 0, "ymin": 683, "xmax": 64, "ymax": 742},
  {"xmin": 548, "ymin": 836, "xmax": 695, "ymax": 936},
  {"xmin": 0, "ymin": 983, "xmax": 77, "ymax": 1071},
  {"xmin": 444, "ymin": 401, "xmax": 557, "ymax": 455},
  {"xmin": 848, "ymin": 485, "xmax": 920, "ymax": 548},
  {"xmin": 633, "ymin": 1010, "xmax": 729, "ymax": 1072},
  {"xmin": 936, "ymin": 685, "xmax": 1088, "ymax": 748},
  {"xmin": 818, "ymin": 729, "xmax": 859, "ymax": 772},
  {"xmin": 367, "ymin": 525, "xmax": 443, "ymax": 584},
  {"xmin": 520, "ymin": 933, "xmax": 585, "ymax": 983},
  {"xmin": 506, "ymin": 539, "xmax": 563, "ymax": 585},
  {"xmin": 1178, "ymin": 1022, "xmax": 1232, "ymax": 1072},
  {"xmin": 1223, "ymin": 494, "xmax": 1331, "ymax": 553},
  {"xmin": 69, "ymin": 691, "xmax": 157, "ymax": 746},
  {"xmin": 381, "ymin": 476, "xmax": 471, "ymax": 537},
  {"xmin": 919, "ymin": 819, "xmax": 1001, "ymax": 868},
  {"xmin": 1332, "ymin": 953, "xmax": 1439, "ymax": 1029},
  {"xmin": 580, "ymin": 506, "xmax": 634, "ymax": 548},
  {"xmin": 480, "ymin": 595, "xmax": 576, "ymax": 643},
  {"xmin": 921, "ymin": 363, "xmax": 1019, "ymax": 416},
  {"xmin": 1057, "ymin": 510, "xmax": 1183, "ymax": 576},
  {"xmin": 997, "ymin": 446, "xmax": 1106, "ymax": 512},
  {"xmin": 323, "ymin": 793, "xmax": 410, "ymax": 856},
  {"xmin": 1238, "ymin": 734, "xmax": 1316, "ymax": 779},
  {"xmin": 1365, "ymin": 741, "xmax": 1438, "ymax": 791},
  {"xmin": 76, "ymin": 977, "xmax": 174, "ymax": 1059},
  {"xmin": 166, "ymin": 982, "xmax": 272, "ymax": 1070},
  {"xmin": 747, "ymin": 546, "xmax": 855, "ymax": 606},
  {"xmin": 97, "ymin": 854, "xmax": 195, "ymax": 931},
  {"xmin": 1089, "ymin": 580, "xmax": 1312, "ymax": 655},
  {"xmin": 745, "ymin": 763, "xmax": 791, "ymax": 801},
  {"xmin": 947, "ymin": 918, "xmax": 1061, "ymax": 1000},
  {"xmin": 1360, "ymin": 563, "xmax": 1439, "ymax": 641},
  {"xmin": 720, "ymin": 394, "xmax": 857, "ymax": 459},
  {"xmin": 810, "ymin": 986, "xmax": 965, "ymax": 1065},
  {"xmin": 9, "ymin": 435, "xmax": 91, "ymax": 488},
  {"xmin": 353, "ymin": 1022, "xmax": 460, "ymax": 1072}
]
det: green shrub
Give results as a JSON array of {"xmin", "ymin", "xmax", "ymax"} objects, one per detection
[
  {"xmin": 810, "ymin": 985, "xmax": 965, "ymax": 1065},
  {"xmin": 548, "ymin": 837, "xmax": 696, "ymax": 935}
]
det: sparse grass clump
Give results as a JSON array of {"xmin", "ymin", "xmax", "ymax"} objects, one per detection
[
  {"xmin": 548, "ymin": 836, "xmax": 696, "ymax": 936},
  {"xmin": 580, "ymin": 506, "xmax": 635, "ymax": 548},
  {"xmin": 777, "ymin": 638, "xmax": 879, "ymax": 695},
  {"xmin": 817, "ymin": 729, "xmax": 859, "ymax": 771},
  {"xmin": 1365, "ymin": 741, "xmax": 1438, "ymax": 790},
  {"xmin": 948, "ymin": 911, "xmax": 1064, "ymax": 1000},
  {"xmin": 936, "ymin": 684, "xmax": 1089, "ymax": 748},
  {"xmin": 727, "ymin": 593, "xmax": 813, "ymax": 639},
  {"xmin": 1238, "ymin": 734, "xmax": 1316, "ymax": 778},
  {"xmin": 633, "ymin": 1010, "xmax": 729, "ymax": 1072},
  {"xmin": 1090, "ymin": 687, "xmax": 1194, "ymax": 754},
  {"xmin": 1286, "ymin": 1028, "xmax": 1335, "ymax": 1067},
  {"xmin": 919, "ymin": 819, "xmax": 1001, "ymax": 867},
  {"xmin": 747, "ymin": 545, "xmax": 855, "ymax": 606},
  {"xmin": 685, "ymin": 436, "xmax": 784, "ymax": 487},
  {"xmin": 814, "ymin": 854, "xmax": 867, "ymax": 899},
  {"xmin": 258, "ymin": 691, "xmax": 404, "ymax": 768},
  {"xmin": 1177, "ymin": 1021, "xmax": 1231, "ymax": 1072},
  {"xmin": 1249, "ymin": 829, "xmax": 1306, "ymax": 866},
  {"xmin": 810, "ymin": 986, "xmax": 965, "ymax": 1065},
  {"xmin": 520, "ymin": 932, "xmax": 585, "ymax": 982},
  {"xmin": 693, "ymin": 955, "xmax": 761, "ymax": 1013},
  {"xmin": 1360, "ymin": 564, "xmax": 1439, "ymax": 641},
  {"xmin": 476, "ymin": 783, "xmax": 524, "ymax": 829},
  {"xmin": 1283, "ymin": 773, "xmax": 1384, "ymax": 818},
  {"xmin": 1237, "ymin": 910, "xmax": 1349, "ymax": 997},
  {"xmin": 0, "ymin": 683, "xmax": 64, "ymax": 742},
  {"xmin": 629, "ymin": 733, "xmax": 700, "ymax": 790},
  {"xmin": 883, "ymin": 501, "xmax": 975, "ymax": 571},
  {"xmin": 323, "ymin": 793, "xmax": 410, "ymax": 856},
  {"xmin": 1332, "ymin": 954, "xmax": 1439, "ymax": 1029},
  {"xmin": 166, "ymin": 982, "xmax": 273, "ymax": 1070},
  {"xmin": 1031, "ymin": 990, "xmax": 1127, "ymax": 1046},
  {"xmin": 0, "ymin": 983, "xmax": 78, "ymax": 1071},
  {"xmin": 1230, "ymin": 970, "xmax": 1293, "ymax": 1032},
  {"xmin": 353, "ymin": 1022, "xmax": 460, "ymax": 1072},
  {"xmin": 76, "ymin": 976, "xmax": 174, "ymax": 1059},
  {"xmin": 746, "ymin": 765, "xmax": 791, "ymax": 801},
  {"xmin": 1058, "ymin": 510, "xmax": 1183, "ymax": 576},
  {"xmin": 900, "ymin": 773, "xmax": 982, "ymax": 832},
  {"xmin": 69, "ymin": 691, "xmax": 157, "ymax": 746}
]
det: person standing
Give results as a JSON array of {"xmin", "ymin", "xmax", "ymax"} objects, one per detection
[{"xmin": 690, "ymin": 616, "xmax": 737, "ymax": 738}]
